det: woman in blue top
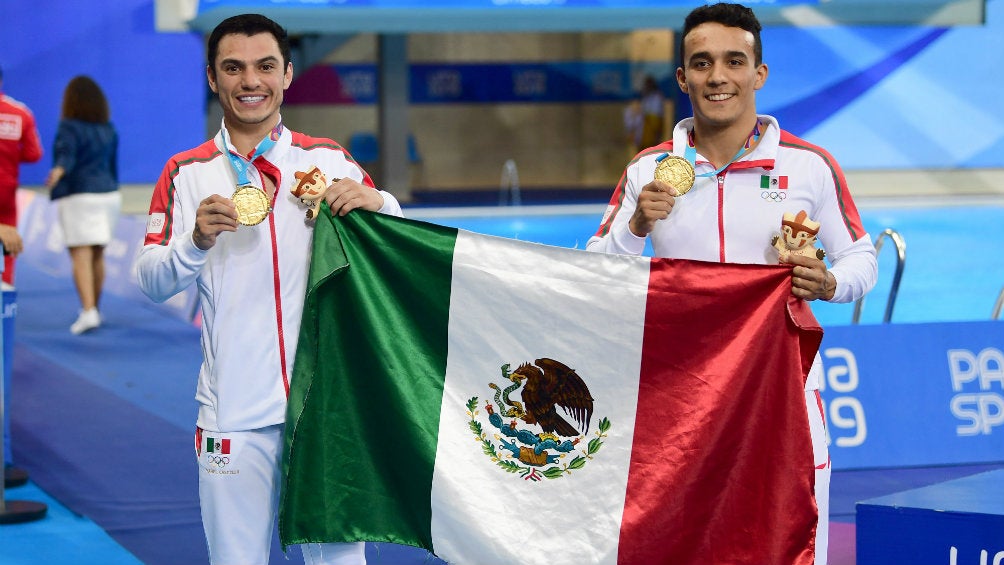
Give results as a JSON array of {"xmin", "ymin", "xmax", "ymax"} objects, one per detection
[{"xmin": 45, "ymin": 76, "xmax": 121, "ymax": 335}]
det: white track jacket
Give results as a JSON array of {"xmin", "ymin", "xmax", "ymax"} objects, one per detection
[
  {"xmin": 587, "ymin": 115, "xmax": 878, "ymax": 389},
  {"xmin": 136, "ymin": 123, "xmax": 403, "ymax": 432}
]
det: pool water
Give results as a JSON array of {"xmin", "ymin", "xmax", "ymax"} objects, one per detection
[{"xmin": 409, "ymin": 202, "xmax": 1004, "ymax": 327}]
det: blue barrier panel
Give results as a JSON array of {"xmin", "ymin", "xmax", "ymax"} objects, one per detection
[
  {"xmin": 2, "ymin": 289, "xmax": 12, "ymax": 463},
  {"xmin": 819, "ymin": 321, "xmax": 1004, "ymax": 470},
  {"xmin": 856, "ymin": 470, "xmax": 1004, "ymax": 565}
]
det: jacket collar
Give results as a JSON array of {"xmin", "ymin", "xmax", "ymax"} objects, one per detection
[
  {"xmin": 215, "ymin": 116, "xmax": 290, "ymax": 162},
  {"xmin": 671, "ymin": 114, "xmax": 779, "ymax": 172}
]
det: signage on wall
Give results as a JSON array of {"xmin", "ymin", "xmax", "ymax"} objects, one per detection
[
  {"xmin": 285, "ymin": 62, "xmax": 668, "ymax": 105},
  {"xmin": 819, "ymin": 321, "xmax": 1004, "ymax": 470}
]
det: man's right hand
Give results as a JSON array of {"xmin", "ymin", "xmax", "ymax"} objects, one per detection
[
  {"xmin": 193, "ymin": 194, "xmax": 239, "ymax": 250},
  {"xmin": 629, "ymin": 180, "xmax": 678, "ymax": 237}
]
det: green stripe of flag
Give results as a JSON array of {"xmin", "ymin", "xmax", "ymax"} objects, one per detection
[{"xmin": 281, "ymin": 207, "xmax": 457, "ymax": 550}]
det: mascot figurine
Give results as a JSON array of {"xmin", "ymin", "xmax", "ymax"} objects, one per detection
[
  {"xmin": 291, "ymin": 166, "xmax": 327, "ymax": 219},
  {"xmin": 771, "ymin": 210, "xmax": 826, "ymax": 261}
]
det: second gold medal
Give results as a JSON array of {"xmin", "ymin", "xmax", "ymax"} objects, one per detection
[{"xmin": 653, "ymin": 155, "xmax": 696, "ymax": 195}]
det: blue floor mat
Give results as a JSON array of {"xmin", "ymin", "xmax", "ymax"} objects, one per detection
[
  {"xmin": 0, "ymin": 481, "xmax": 143, "ymax": 565},
  {"xmin": 6, "ymin": 260, "xmax": 233, "ymax": 564}
]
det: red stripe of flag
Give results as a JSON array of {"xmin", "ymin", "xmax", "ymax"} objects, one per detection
[{"xmin": 617, "ymin": 260, "xmax": 819, "ymax": 565}]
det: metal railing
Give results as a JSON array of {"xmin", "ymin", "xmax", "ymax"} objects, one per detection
[
  {"xmin": 993, "ymin": 287, "xmax": 1004, "ymax": 320},
  {"xmin": 853, "ymin": 228, "xmax": 906, "ymax": 324},
  {"xmin": 498, "ymin": 159, "xmax": 521, "ymax": 206}
]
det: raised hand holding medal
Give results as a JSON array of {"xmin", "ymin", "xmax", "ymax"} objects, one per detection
[
  {"xmin": 631, "ymin": 122, "xmax": 766, "ymax": 239},
  {"xmin": 630, "ymin": 154, "xmax": 690, "ymax": 237}
]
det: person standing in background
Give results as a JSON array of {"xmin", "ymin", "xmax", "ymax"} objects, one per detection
[
  {"xmin": 0, "ymin": 65, "xmax": 42, "ymax": 285},
  {"xmin": 638, "ymin": 74, "xmax": 666, "ymax": 150},
  {"xmin": 0, "ymin": 64, "xmax": 40, "ymax": 488},
  {"xmin": 623, "ymin": 98, "xmax": 644, "ymax": 157},
  {"xmin": 45, "ymin": 76, "xmax": 121, "ymax": 335}
]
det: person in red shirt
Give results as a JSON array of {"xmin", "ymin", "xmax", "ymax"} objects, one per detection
[
  {"xmin": 0, "ymin": 64, "xmax": 40, "ymax": 488},
  {"xmin": 0, "ymin": 65, "xmax": 42, "ymax": 284}
]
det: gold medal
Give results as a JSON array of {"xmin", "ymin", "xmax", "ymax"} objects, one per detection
[
  {"xmin": 232, "ymin": 185, "xmax": 271, "ymax": 226},
  {"xmin": 653, "ymin": 155, "xmax": 696, "ymax": 195}
]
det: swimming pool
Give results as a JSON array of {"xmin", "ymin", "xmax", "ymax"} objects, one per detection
[{"xmin": 408, "ymin": 197, "xmax": 1004, "ymax": 327}]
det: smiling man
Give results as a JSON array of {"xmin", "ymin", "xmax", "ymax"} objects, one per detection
[
  {"xmin": 587, "ymin": 3, "xmax": 878, "ymax": 564},
  {"xmin": 136, "ymin": 13, "xmax": 403, "ymax": 565}
]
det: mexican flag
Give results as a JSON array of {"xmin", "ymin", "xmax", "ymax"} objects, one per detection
[
  {"xmin": 205, "ymin": 436, "xmax": 230, "ymax": 454},
  {"xmin": 280, "ymin": 209, "xmax": 822, "ymax": 565}
]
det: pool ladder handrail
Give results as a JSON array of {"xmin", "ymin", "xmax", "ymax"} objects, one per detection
[
  {"xmin": 993, "ymin": 287, "xmax": 1004, "ymax": 320},
  {"xmin": 853, "ymin": 228, "xmax": 906, "ymax": 324},
  {"xmin": 499, "ymin": 159, "xmax": 521, "ymax": 206}
]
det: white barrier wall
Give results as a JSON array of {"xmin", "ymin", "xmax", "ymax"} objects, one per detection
[{"xmin": 16, "ymin": 191, "xmax": 199, "ymax": 323}]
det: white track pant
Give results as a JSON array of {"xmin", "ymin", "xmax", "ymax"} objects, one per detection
[
  {"xmin": 196, "ymin": 425, "xmax": 366, "ymax": 565},
  {"xmin": 808, "ymin": 390, "xmax": 831, "ymax": 565}
]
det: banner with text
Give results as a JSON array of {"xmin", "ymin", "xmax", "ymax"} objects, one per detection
[{"xmin": 819, "ymin": 321, "xmax": 1004, "ymax": 470}]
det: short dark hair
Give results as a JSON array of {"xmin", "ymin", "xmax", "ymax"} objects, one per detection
[
  {"xmin": 207, "ymin": 14, "xmax": 291, "ymax": 74},
  {"xmin": 679, "ymin": 3, "xmax": 763, "ymax": 66}
]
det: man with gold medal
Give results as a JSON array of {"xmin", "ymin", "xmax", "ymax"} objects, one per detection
[
  {"xmin": 135, "ymin": 14, "xmax": 402, "ymax": 565},
  {"xmin": 587, "ymin": 4, "xmax": 877, "ymax": 564}
]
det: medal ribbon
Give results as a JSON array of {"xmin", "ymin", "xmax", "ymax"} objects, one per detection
[
  {"xmin": 676, "ymin": 120, "xmax": 762, "ymax": 178},
  {"xmin": 225, "ymin": 123, "xmax": 284, "ymax": 186}
]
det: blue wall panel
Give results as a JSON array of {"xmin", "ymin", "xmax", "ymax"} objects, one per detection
[{"xmin": 1, "ymin": 1, "xmax": 205, "ymax": 186}]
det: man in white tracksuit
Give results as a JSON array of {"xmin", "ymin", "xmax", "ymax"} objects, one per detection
[
  {"xmin": 586, "ymin": 4, "xmax": 878, "ymax": 563},
  {"xmin": 136, "ymin": 14, "xmax": 402, "ymax": 565}
]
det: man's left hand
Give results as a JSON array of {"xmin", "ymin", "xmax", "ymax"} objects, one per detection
[
  {"xmin": 324, "ymin": 178, "xmax": 385, "ymax": 216},
  {"xmin": 782, "ymin": 253, "xmax": 836, "ymax": 301}
]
